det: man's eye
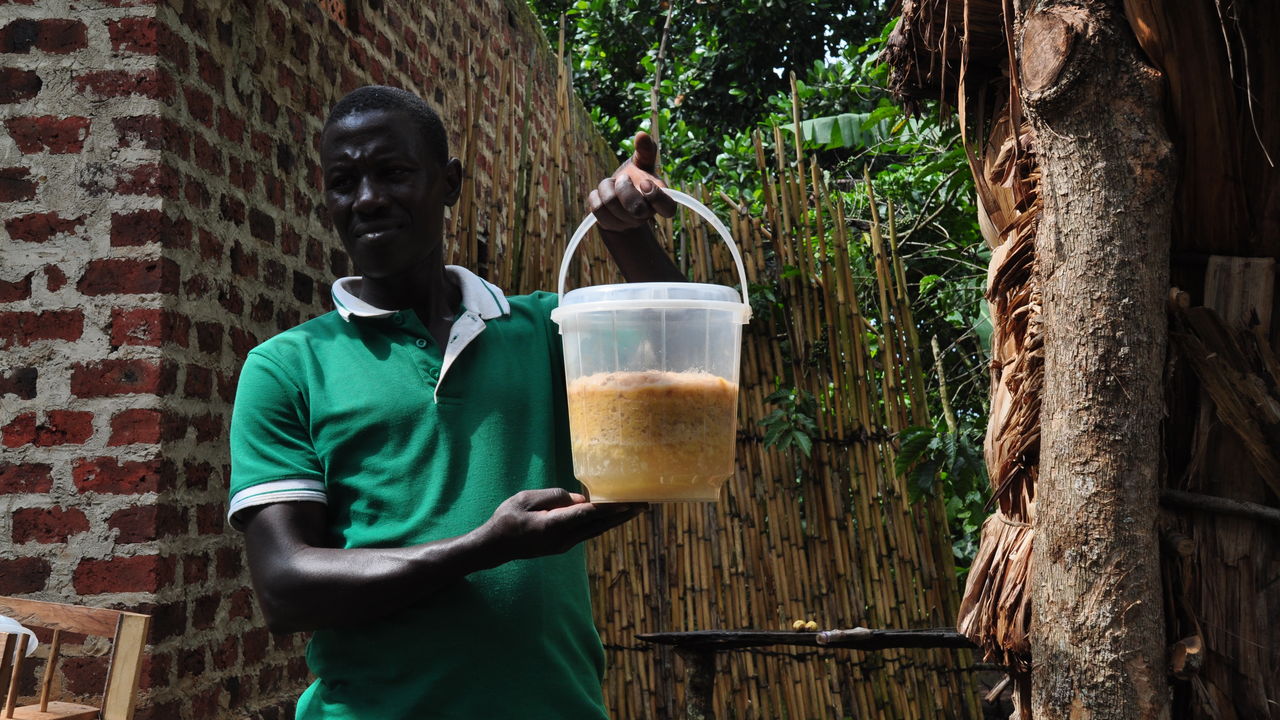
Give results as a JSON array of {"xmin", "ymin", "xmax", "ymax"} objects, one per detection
[{"xmin": 327, "ymin": 176, "xmax": 354, "ymax": 191}]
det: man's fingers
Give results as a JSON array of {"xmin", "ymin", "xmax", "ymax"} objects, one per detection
[
  {"xmin": 631, "ymin": 131, "xmax": 659, "ymax": 173},
  {"xmin": 642, "ymin": 181, "xmax": 677, "ymax": 218},
  {"xmin": 591, "ymin": 178, "xmax": 643, "ymax": 231},
  {"xmin": 517, "ymin": 487, "xmax": 578, "ymax": 510},
  {"xmin": 613, "ymin": 175, "xmax": 651, "ymax": 219}
]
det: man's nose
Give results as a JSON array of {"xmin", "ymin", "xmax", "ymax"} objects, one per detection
[{"xmin": 352, "ymin": 177, "xmax": 386, "ymax": 214}]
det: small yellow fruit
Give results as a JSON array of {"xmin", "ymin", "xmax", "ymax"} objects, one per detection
[
  {"xmin": 804, "ymin": 620, "xmax": 819, "ymax": 631},
  {"xmin": 792, "ymin": 619, "xmax": 806, "ymax": 631}
]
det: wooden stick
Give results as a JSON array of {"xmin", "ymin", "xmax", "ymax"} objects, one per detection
[
  {"xmin": 4, "ymin": 634, "xmax": 27, "ymax": 719},
  {"xmin": 37, "ymin": 629, "xmax": 60, "ymax": 711},
  {"xmin": 1161, "ymin": 488, "xmax": 1280, "ymax": 527}
]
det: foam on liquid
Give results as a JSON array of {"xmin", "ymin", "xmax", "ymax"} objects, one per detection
[{"xmin": 567, "ymin": 370, "xmax": 738, "ymax": 502}]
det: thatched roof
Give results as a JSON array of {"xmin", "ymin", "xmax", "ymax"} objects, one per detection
[{"xmin": 882, "ymin": 0, "xmax": 1007, "ymax": 107}]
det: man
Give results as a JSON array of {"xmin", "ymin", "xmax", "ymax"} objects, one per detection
[{"xmin": 227, "ymin": 85, "xmax": 684, "ymax": 719}]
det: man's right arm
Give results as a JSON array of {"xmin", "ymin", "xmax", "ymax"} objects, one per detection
[{"xmin": 241, "ymin": 489, "xmax": 641, "ymax": 633}]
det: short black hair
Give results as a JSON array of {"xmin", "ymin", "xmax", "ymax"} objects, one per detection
[{"xmin": 323, "ymin": 85, "xmax": 449, "ymax": 164}]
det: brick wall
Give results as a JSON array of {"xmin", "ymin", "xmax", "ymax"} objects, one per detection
[{"xmin": 1, "ymin": 0, "xmax": 613, "ymax": 717}]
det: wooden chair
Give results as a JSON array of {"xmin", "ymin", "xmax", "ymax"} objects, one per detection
[{"xmin": 0, "ymin": 597, "xmax": 149, "ymax": 720}]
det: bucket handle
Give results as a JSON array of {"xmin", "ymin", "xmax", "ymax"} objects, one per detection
[{"xmin": 557, "ymin": 189, "xmax": 751, "ymax": 311}]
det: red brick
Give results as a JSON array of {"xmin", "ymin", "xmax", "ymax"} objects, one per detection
[
  {"xmin": 196, "ymin": 47, "xmax": 223, "ymax": 88},
  {"xmin": 194, "ymin": 321, "xmax": 222, "ymax": 354},
  {"xmin": 250, "ymin": 295, "xmax": 273, "ymax": 323},
  {"xmin": 61, "ymin": 656, "xmax": 108, "ymax": 696},
  {"xmin": 110, "ymin": 308, "xmax": 190, "ymax": 347},
  {"xmin": 114, "ymin": 161, "xmax": 179, "ymax": 197},
  {"xmin": 138, "ymin": 653, "xmax": 172, "ymax": 692},
  {"xmin": 73, "ymin": 554, "xmax": 173, "ymax": 594},
  {"xmin": 192, "ymin": 593, "xmax": 220, "ymax": 629},
  {"xmin": 0, "ymin": 462, "xmax": 50, "ymax": 493},
  {"xmin": 183, "ymin": 364, "xmax": 212, "ymax": 398},
  {"xmin": 74, "ymin": 69, "xmax": 173, "ymax": 100},
  {"xmin": 191, "ymin": 132, "xmax": 222, "ymax": 174},
  {"xmin": 196, "ymin": 502, "xmax": 224, "ymax": 535},
  {"xmin": 0, "ymin": 19, "xmax": 86, "ymax": 54},
  {"xmin": 241, "ymin": 628, "xmax": 269, "ymax": 664},
  {"xmin": 73, "ymin": 456, "xmax": 175, "ymax": 493},
  {"xmin": 228, "ymin": 587, "xmax": 254, "ymax": 620},
  {"xmin": 71, "ymin": 358, "xmax": 178, "ymax": 397},
  {"xmin": 0, "ymin": 310, "xmax": 83, "ymax": 347},
  {"xmin": 5, "ymin": 212, "xmax": 86, "ymax": 242},
  {"xmin": 228, "ymin": 327, "xmax": 257, "ymax": 358},
  {"xmin": 0, "ymin": 366, "xmax": 37, "ymax": 399},
  {"xmin": 77, "ymin": 257, "xmax": 180, "ymax": 295},
  {"xmin": 184, "ymin": 273, "xmax": 213, "ymax": 301},
  {"xmin": 12, "ymin": 506, "xmax": 89, "ymax": 543},
  {"xmin": 110, "ymin": 209, "xmax": 191, "ymax": 248},
  {"xmin": 108, "ymin": 408, "xmax": 163, "ymax": 445},
  {"xmin": 107, "ymin": 17, "xmax": 162, "ymax": 54},
  {"xmin": 145, "ymin": 600, "xmax": 187, "ymax": 642},
  {"xmin": 212, "ymin": 636, "xmax": 238, "ymax": 670},
  {"xmin": 0, "ymin": 67, "xmax": 41, "ymax": 103},
  {"xmin": 5, "ymin": 116, "xmax": 90, "ymax": 154},
  {"xmin": 0, "ymin": 167, "xmax": 37, "ymax": 201},
  {"xmin": 178, "ymin": 645, "xmax": 206, "ymax": 678},
  {"xmin": 216, "ymin": 546, "xmax": 241, "ymax": 579},
  {"xmin": 183, "ymin": 86, "xmax": 213, "ymax": 125},
  {"xmin": 114, "ymin": 114, "xmax": 177, "ymax": 151},
  {"xmin": 248, "ymin": 208, "xmax": 275, "ymax": 242},
  {"xmin": 216, "ymin": 370, "xmax": 238, "ymax": 401},
  {"xmin": 32, "ymin": 409, "xmax": 94, "ymax": 446},
  {"xmin": 0, "ymin": 557, "xmax": 50, "ymax": 594},
  {"xmin": 44, "ymin": 265, "xmax": 65, "ymax": 291},
  {"xmin": 216, "ymin": 106, "xmax": 244, "ymax": 143},
  {"xmin": 229, "ymin": 242, "xmax": 257, "ymax": 278},
  {"xmin": 183, "ymin": 461, "xmax": 213, "ymax": 491},
  {"xmin": 107, "ymin": 504, "xmax": 186, "ymax": 542},
  {"xmin": 1, "ymin": 413, "xmax": 34, "ymax": 447},
  {"xmin": 182, "ymin": 552, "xmax": 209, "ymax": 584},
  {"xmin": 183, "ymin": 174, "xmax": 208, "ymax": 207},
  {"xmin": 0, "ymin": 271, "xmax": 33, "ymax": 301}
]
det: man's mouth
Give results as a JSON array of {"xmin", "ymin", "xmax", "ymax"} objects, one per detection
[{"xmin": 353, "ymin": 225, "xmax": 401, "ymax": 241}]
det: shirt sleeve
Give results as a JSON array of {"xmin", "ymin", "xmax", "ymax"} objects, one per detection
[{"xmin": 227, "ymin": 349, "xmax": 327, "ymax": 529}]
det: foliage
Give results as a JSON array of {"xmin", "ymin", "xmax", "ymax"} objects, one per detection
[
  {"xmin": 760, "ymin": 387, "xmax": 818, "ymax": 458},
  {"xmin": 527, "ymin": 0, "xmax": 884, "ymax": 170},
  {"xmin": 895, "ymin": 422, "xmax": 988, "ymax": 564}
]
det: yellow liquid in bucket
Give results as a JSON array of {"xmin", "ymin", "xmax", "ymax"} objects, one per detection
[{"xmin": 567, "ymin": 370, "xmax": 738, "ymax": 502}]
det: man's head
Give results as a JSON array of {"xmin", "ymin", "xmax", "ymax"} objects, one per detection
[
  {"xmin": 320, "ymin": 86, "xmax": 462, "ymax": 280},
  {"xmin": 324, "ymin": 86, "xmax": 450, "ymax": 165}
]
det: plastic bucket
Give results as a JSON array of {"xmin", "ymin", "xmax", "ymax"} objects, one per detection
[{"xmin": 550, "ymin": 190, "xmax": 752, "ymax": 502}]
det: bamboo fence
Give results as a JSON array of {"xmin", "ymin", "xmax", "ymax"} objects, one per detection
[{"xmin": 446, "ymin": 36, "xmax": 980, "ymax": 720}]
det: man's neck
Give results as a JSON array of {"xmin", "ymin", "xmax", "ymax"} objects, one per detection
[{"xmin": 357, "ymin": 258, "xmax": 462, "ymax": 323}]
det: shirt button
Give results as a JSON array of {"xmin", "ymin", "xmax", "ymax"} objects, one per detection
[
  {"xmin": 393, "ymin": 313, "xmax": 405, "ymax": 325},
  {"xmin": 415, "ymin": 338, "xmax": 428, "ymax": 348},
  {"xmin": 428, "ymin": 368, "xmax": 440, "ymax": 379}
]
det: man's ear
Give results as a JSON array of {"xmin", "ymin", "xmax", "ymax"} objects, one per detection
[{"xmin": 442, "ymin": 158, "xmax": 463, "ymax": 207}]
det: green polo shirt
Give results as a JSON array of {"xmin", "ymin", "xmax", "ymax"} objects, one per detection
[{"xmin": 228, "ymin": 267, "xmax": 608, "ymax": 720}]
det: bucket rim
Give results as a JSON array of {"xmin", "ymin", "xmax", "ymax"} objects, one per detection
[{"xmin": 551, "ymin": 298, "xmax": 752, "ymax": 323}]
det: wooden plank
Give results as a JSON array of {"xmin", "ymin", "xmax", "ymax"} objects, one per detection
[
  {"xmin": 11, "ymin": 703, "xmax": 98, "ymax": 720},
  {"xmin": 100, "ymin": 614, "xmax": 148, "ymax": 720},
  {"xmin": 0, "ymin": 599, "xmax": 123, "ymax": 640}
]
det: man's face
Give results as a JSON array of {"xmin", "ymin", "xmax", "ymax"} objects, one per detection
[{"xmin": 320, "ymin": 108, "xmax": 461, "ymax": 279}]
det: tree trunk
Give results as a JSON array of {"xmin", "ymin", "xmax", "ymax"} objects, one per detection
[{"xmin": 1019, "ymin": 1, "xmax": 1175, "ymax": 718}]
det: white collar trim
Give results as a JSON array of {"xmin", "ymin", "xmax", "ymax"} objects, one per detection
[{"xmin": 331, "ymin": 266, "xmax": 510, "ymax": 321}]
